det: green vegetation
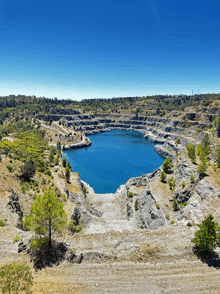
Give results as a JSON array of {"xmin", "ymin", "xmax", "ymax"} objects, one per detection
[
  {"xmin": 6, "ymin": 164, "xmax": 13, "ymax": 172},
  {"xmin": 190, "ymin": 174, "xmax": 195, "ymax": 182},
  {"xmin": 82, "ymin": 186, "xmax": 88, "ymax": 195},
  {"xmin": 181, "ymin": 181, "xmax": 186, "ymax": 188},
  {"xmin": 62, "ymin": 157, "xmax": 67, "ymax": 167},
  {"xmin": 0, "ymin": 220, "xmax": 6, "ymax": 227},
  {"xmin": 175, "ymin": 138, "xmax": 180, "ymax": 146},
  {"xmin": 186, "ymin": 143, "xmax": 196, "ymax": 162},
  {"xmin": 0, "ymin": 263, "xmax": 33, "ymax": 294},
  {"xmin": 172, "ymin": 198, "xmax": 179, "ymax": 211},
  {"xmin": 191, "ymin": 214, "xmax": 220, "ymax": 253},
  {"xmin": 134, "ymin": 200, "xmax": 139, "ymax": 210},
  {"xmin": 20, "ymin": 160, "xmax": 36, "ymax": 181},
  {"xmin": 24, "ymin": 190, "xmax": 67, "ymax": 247},
  {"xmin": 128, "ymin": 192, "xmax": 133, "ymax": 198},
  {"xmin": 162, "ymin": 158, "xmax": 173, "ymax": 173},
  {"xmin": 160, "ymin": 171, "xmax": 167, "ymax": 183},
  {"xmin": 68, "ymin": 221, "xmax": 82, "ymax": 234},
  {"xmin": 165, "ymin": 215, "xmax": 170, "ymax": 220},
  {"xmin": 168, "ymin": 177, "xmax": 176, "ymax": 189},
  {"xmin": 13, "ymin": 236, "xmax": 20, "ymax": 243},
  {"xmin": 156, "ymin": 204, "xmax": 160, "ymax": 209},
  {"xmin": 65, "ymin": 166, "xmax": 70, "ymax": 183}
]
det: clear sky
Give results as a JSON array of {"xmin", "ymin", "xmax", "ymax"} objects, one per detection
[{"xmin": 0, "ymin": 0, "xmax": 220, "ymax": 100}]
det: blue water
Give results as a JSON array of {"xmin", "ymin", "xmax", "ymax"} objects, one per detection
[{"xmin": 64, "ymin": 130, "xmax": 164, "ymax": 194}]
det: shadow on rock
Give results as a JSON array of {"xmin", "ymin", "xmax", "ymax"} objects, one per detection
[
  {"xmin": 30, "ymin": 240, "xmax": 68, "ymax": 270},
  {"xmin": 193, "ymin": 247, "xmax": 220, "ymax": 269}
]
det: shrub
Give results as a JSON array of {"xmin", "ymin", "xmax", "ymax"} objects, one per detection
[
  {"xmin": 82, "ymin": 186, "xmax": 88, "ymax": 195},
  {"xmin": 0, "ymin": 263, "xmax": 33, "ymax": 294},
  {"xmin": 128, "ymin": 192, "xmax": 133, "ymax": 198},
  {"xmin": 62, "ymin": 157, "xmax": 67, "ymax": 168},
  {"xmin": 171, "ymin": 220, "xmax": 175, "ymax": 224},
  {"xmin": 162, "ymin": 158, "xmax": 173, "ymax": 173},
  {"xmin": 54, "ymin": 156, "xmax": 59, "ymax": 165},
  {"xmin": 0, "ymin": 220, "xmax": 6, "ymax": 227},
  {"xmin": 62, "ymin": 194, "xmax": 67, "ymax": 201},
  {"xmin": 213, "ymin": 166, "xmax": 217, "ymax": 172},
  {"xmin": 0, "ymin": 155, "xmax": 2, "ymax": 162},
  {"xmin": 65, "ymin": 167, "xmax": 70, "ymax": 183},
  {"xmin": 168, "ymin": 177, "xmax": 176, "ymax": 189},
  {"xmin": 134, "ymin": 200, "xmax": 139, "ymax": 210},
  {"xmin": 6, "ymin": 165, "xmax": 13, "ymax": 172},
  {"xmin": 173, "ymin": 198, "xmax": 179, "ymax": 211},
  {"xmin": 175, "ymin": 138, "xmax": 180, "ymax": 146},
  {"xmin": 165, "ymin": 215, "xmax": 170, "ymax": 220},
  {"xmin": 187, "ymin": 222, "xmax": 192, "ymax": 227},
  {"xmin": 45, "ymin": 169, "xmax": 52, "ymax": 177},
  {"xmin": 190, "ymin": 174, "xmax": 195, "ymax": 182},
  {"xmin": 160, "ymin": 171, "xmax": 167, "ymax": 183},
  {"xmin": 76, "ymin": 171, "xmax": 79, "ymax": 175},
  {"xmin": 156, "ymin": 204, "xmax": 160, "ymax": 209},
  {"xmin": 13, "ymin": 236, "xmax": 20, "ymax": 243},
  {"xmin": 20, "ymin": 160, "xmax": 36, "ymax": 181},
  {"xmin": 186, "ymin": 143, "xmax": 196, "ymax": 162},
  {"xmin": 68, "ymin": 221, "xmax": 82, "ymax": 234},
  {"xmin": 191, "ymin": 214, "xmax": 220, "ymax": 253},
  {"xmin": 41, "ymin": 178, "xmax": 46, "ymax": 185},
  {"xmin": 181, "ymin": 181, "xmax": 186, "ymax": 188}
]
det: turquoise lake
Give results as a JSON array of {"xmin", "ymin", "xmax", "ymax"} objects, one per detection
[{"xmin": 64, "ymin": 130, "xmax": 164, "ymax": 194}]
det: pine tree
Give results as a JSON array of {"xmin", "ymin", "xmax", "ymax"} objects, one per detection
[
  {"xmin": 24, "ymin": 190, "xmax": 67, "ymax": 248},
  {"xmin": 186, "ymin": 143, "xmax": 196, "ymax": 162},
  {"xmin": 191, "ymin": 214, "xmax": 220, "ymax": 253},
  {"xmin": 65, "ymin": 167, "xmax": 70, "ymax": 183},
  {"xmin": 216, "ymin": 117, "xmax": 220, "ymax": 138}
]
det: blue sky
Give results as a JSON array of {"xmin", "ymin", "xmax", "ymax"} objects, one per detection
[{"xmin": 0, "ymin": 0, "xmax": 220, "ymax": 100}]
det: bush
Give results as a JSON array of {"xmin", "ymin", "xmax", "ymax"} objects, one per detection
[
  {"xmin": 62, "ymin": 157, "xmax": 67, "ymax": 168},
  {"xmin": 0, "ymin": 263, "xmax": 33, "ymax": 294},
  {"xmin": 160, "ymin": 171, "xmax": 167, "ymax": 183},
  {"xmin": 186, "ymin": 143, "xmax": 196, "ymax": 162},
  {"xmin": 156, "ymin": 204, "xmax": 160, "ymax": 209},
  {"xmin": 62, "ymin": 194, "xmax": 67, "ymax": 201},
  {"xmin": 65, "ymin": 167, "xmax": 70, "ymax": 183},
  {"xmin": 0, "ymin": 155, "xmax": 2, "ymax": 162},
  {"xmin": 68, "ymin": 221, "xmax": 82, "ymax": 234},
  {"xmin": 20, "ymin": 160, "xmax": 36, "ymax": 181},
  {"xmin": 165, "ymin": 215, "xmax": 170, "ymax": 220},
  {"xmin": 173, "ymin": 198, "xmax": 179, "ymax": 211},
  {"xmin": 128, "ymin": 192, "xmax": 133, "ymax": 198},
  {"xmin": 162, "ymin": 158, "xmax": 173, "ymax": 173},
  {"xmin": 134, "ymin": 200, "xmax": 139, "ymax": 210},
  {"xmin": 181, "ymin": 181, "xmax": 186, "ymax": 188},
  {"xmin": 187, "ymin": 222, "xmax": 192, "ymax": 227},
  {"xmin": 0, "ymin": 220, "xmax": 6, "ymax": 227},
  {"xmin": 175, "ymin": 138, "xmax": 180, "ymax": 146},
  {"xmin": 168, "ymin": 177, "xmax": 176, "ymax": 189},
  {"xmin": 82, "ymin": 186, "xmax": 88, "ymax": 195},
  {"xmin": 190, "ymin": 174, "xmax": 195, "ymax": 182},
  {"xmin": 6, "ymin": 165, "xmax": 13, "ymax": 172},
  {"xmin": 45, "ymin": 169, "xmax": 52, "ymax": 177},
  {"xmin": 191, "ymin": 214, "xmax": 220, "ymax": 253},
  {"xmin": 13, "ymin": 236, "xmax": 20, "ymax": 243}
]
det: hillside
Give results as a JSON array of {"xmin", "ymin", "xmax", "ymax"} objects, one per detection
[{"xmin": 1, "ymin": 95, "xmax": 220, "ymax": 293}]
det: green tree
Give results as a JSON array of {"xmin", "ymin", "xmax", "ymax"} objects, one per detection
[
  {"xmin": 62, "ymin": 157, "xmax": 67, "ymax": 168},
  {"xmin": 56, "ymin": 141, "xmax": 61, "ymax": 152},
  {"xmin": 48, "ymin": 152, "xmax": 54, "ymax": 166},
  {"xmin": 186, "ymin": 143, "xmax": 196, "ymax": 162},
  {"xmin": 216, "ymin": 117, "xmax": 220, "ymax": 138},
  {"xmin": 162, "ymin": 158, "xmax": 173, "ymax": 173},
  {"xmin": 20, "ymin": 160, "xmax": 36, "ymax": 181},
  {"xmin": 66, "ymin": 161, "xmax": 72, "ymax": 171},
  {"xmin": 175, "ymin": 138, "xmax": 180, "ymax": 146},
  {"xmin": 24, "ymin": 190, "xmax": 67, "ymax": 248},
  {"xmin": 191, "ymin": 214, "xmax": 220, "ymax": 253},
  {"xmin": 0, "ymin": 263, "xmax": 33, "ymax": 294},
  {"xmin": 160, "ymin": 171, "xmax": 167, "ymax": 183},
  {"xmin": 65, "ymin": 167, "xmax": 70, "ymax": 183}
]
